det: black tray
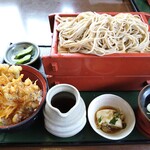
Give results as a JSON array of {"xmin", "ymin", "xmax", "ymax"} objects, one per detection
[
  {"xmin": 0, "ymin": 91, "xmax": 150, "ymax": 147},
  {"xmin": 0, "ymin": 46, "xmax": 150, "ymax": 146}
]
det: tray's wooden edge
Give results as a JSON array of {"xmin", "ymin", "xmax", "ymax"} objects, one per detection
[{"xmin": 129, "ymin": 0, "xmax": 140, "ymax": 11}]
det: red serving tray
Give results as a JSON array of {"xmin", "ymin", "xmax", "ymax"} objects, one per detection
[{"xmin": 42, "ymin": 12, "xmax": 150, "ymax": 91}]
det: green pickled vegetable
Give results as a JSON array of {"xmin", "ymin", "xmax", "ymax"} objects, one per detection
[
  {"xmin": 15, "ymin": 54, "xmax": 32, "ymax": 64},
  {"xmin": 98, "ymin": 116, "xmax": 102, "ymax": 123},
  {"xmin": 14, "ymin": 45, "xmax": 33, "ymax": 59},
  {"xmin": 109, "ymin": 117, "xmax": 118, "ymax": 125}
]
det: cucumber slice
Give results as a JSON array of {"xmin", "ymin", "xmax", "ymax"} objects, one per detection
[
  {"xmin": 14, "ymin": 45, "xmax": 33, "ymax": 59},
  {"xmin": 15, "ymin": 54, "xmax": 32, "ymax": 64}
]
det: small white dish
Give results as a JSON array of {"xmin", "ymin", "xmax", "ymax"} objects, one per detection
[
  {"xmin": 88, "ymin": 94, "xmax": 135, "ymax": 140},
  {"xmin": 4, "ymin": 41, "xmax": 40, "ymax": 65}
]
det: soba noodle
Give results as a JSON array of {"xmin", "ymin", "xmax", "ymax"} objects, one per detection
[{"xmin": 56, "ymin": 12, "xmax": 150, "ymax": 56}]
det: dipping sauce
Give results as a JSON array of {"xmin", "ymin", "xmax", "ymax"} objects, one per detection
[
  {"xmin": 144, "ymin": 94, "xmax": 150, "ymax": 117},
  {"xmin": 95, "ymin": 106, "xmax": 126, "ymax": 133},
  {"xmin": 144, "ymin": 94, "xmax": 150, "ymax": 108},
  {"xmin": 51, "ymin": 92, "xmax": 76, "ymax": 113}
]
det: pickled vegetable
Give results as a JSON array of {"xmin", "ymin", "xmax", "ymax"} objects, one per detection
[
  {"xmin": 15, "ymin": 54, "xmax": 32, "ymax": 64},
  {"xmin": 14, "ymin": 45, "xmax": 33, "ymax": 59}
]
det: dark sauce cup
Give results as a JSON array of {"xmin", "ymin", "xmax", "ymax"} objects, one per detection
[{"xmin": 137, "ymin": 84, "xmax": 150, "ymax": 137}]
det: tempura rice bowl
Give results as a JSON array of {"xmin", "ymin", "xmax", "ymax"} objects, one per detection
[{"xmin": 0, "ymin": 65, "xmax": 47, "ymax": 131}]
